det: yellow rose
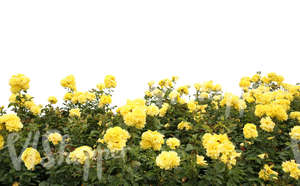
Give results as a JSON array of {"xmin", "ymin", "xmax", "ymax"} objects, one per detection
[
  {"xmin": 251, "ymin": 74, "xmax": 260, "ymax": 82},
  {"xmin": 243, "ymin": 123, "xmax": 258, "ymax": 139},
  {"xmin": 196, "ymin": 155, "xmax": 207, "ymax": 166},
  {"xmin": 282, "ymin": 160, "xmax": 300, "ymax": 180},
  {"xmin": 69, "ymin": 146, "xmax": 94, "ymax": 164},
  {"xmin": 119, "ymin": 99, "xmax": 147, "ymax": 129},
  {"xmin": 9, "ymin": 74, "xmax": 30, "ymax": 93},
  {"xmin": 290, "ymin": 126, "xmax": 300, "ymax": 140},
  {"xmin": 202, "ymin": 133, "xmax": 241, "ymax": 168},
  {"xmin": 96, "ymin": 83, "xmax": 105, "ymax": 91},
  {"xmin": 103, "ymin": 127, "xmax": 130, "ymax": 152},
  {"xmin": 61, "ymin": 75, "xmax": 76, "ymax": 91},
  {"xmin": 21, "ymin": 147, "xmax": 42, "ymax": 170},
  {"xmin": 63, "ymin": 92, "xmax": 73, "ymax": 101},
  {"xmin": 166, "ymin": 138, "xmax": 180, "ymax": 149},
  {"xmin": 146, "ymin": 104, "xmax": 159, "ymax": 116},
  {"xmin": 177, "ymin": 121, "xmax": 192, "ymax": 131},
  {"xmin": 258, "ymin": 164, "xmax": 278, "ymax": 181},
  {"xmin": 48, "ymin": 132, "xmax": 63, "ymax": 145},
  {"xmin": 48, "ymin": 96, "xmax": 58, "ymax": 104},
  {"xmin": 159, "ymin": 103, "xmax": 169, "ymax": 117},
  {"xmin": 104, "ymin": 75, "xmax": 117, "ymax": 88},
  {"xmin": 239, "ymin": 77, "xmax": 251, "ymax": 88},
  {"xmin": 148, "ymin": 80, "xmax": 155, "ymax": 87},
  {"xmin": 99, "ymin": 95, "xmax": 112, "ymax": 107},
  {"xmin": 0, "ymin": 114, "xmax": 23, "ymax": 132},
  {"xmin": 156, "ymin": 151, "xmax": 180, "ymax": 170},
  {"xmin": 260, "ymin": 117, "xmax": 275, "ymax": 132},
  {"xmin": 140, "ymin": 130, "xmax": 164, "ymax": 151}
]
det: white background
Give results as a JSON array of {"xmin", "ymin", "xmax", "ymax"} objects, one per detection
[{"xmin": 0, "ymin": 1, "xmax": 299, "ymax": 107}]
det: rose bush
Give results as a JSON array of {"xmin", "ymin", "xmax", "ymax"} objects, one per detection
[{"xmin": 0, "ymin": 72, "xmax": 300, "ymax": 185}]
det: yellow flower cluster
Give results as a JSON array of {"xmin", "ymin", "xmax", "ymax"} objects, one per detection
[
  {"xmin": 96, "ymin": 75, "xmax": 117, "ymax": 91},
  {"xmin": 71, "ymin": 91, "xmax": 96, "ymax": 104},
  {"xmin": 96, "ymin": 83, "xmax": 105, "ymax": 91},
  {"xmin": 177, "ymin": 121, "xmax": 192, "ymax": 131},
  {"xmin": 9, "ymin": 74, "xmax": 30, "ymax": 93},
  {"xmin": 69, "ymin": 108, "xmax": 81, "ymax": 117},
  {"xmin": 166, "ymin": 137, "xmax": 180, "ymax": 149},
  {"xmin": 9, "ymin": 94, "xmax": 17, "ymax": 103},
  {"xmin": 260, "ymin": 116, "xmax": 275, "ymax": 132},
  {"xmin": 202, "ymin": 133, "xmax": 241, "ymax": 169},
  {"xmin": 159, "ymin": 103, "xmax": 169, "ymax": 117},
  {"xmin": 152, "ymin": 89, "xmax": 163, "ymax": 97},
  {"xmin": 282, "ymin": 83, "xmax": 300, "ymax": 97},
  {"xmin": 155, "ymin": 151, "xmax": 180, "ymax": 170},
  {"xmin": 239, "ymin": 76, "xmax": 251, "ymax": 89},
  {"xmin": 20, "ymin": 94, "xmax": 31, "ymax": 104},
  {"xmin": 168, "ymin": 90, "xmax": 180, "ymax": 100},
  {"xmin": 207, "ymin": 81, "xmax": 222, "ymax": 91},
  {"xmin": 104, "ymin": 75, "xmax": 117, "ymax": 88},
  {"xmin": 61, "ymin": 75, "xmax": 76, "ymax": 91},
  {"xmin": 239, "ymin": 74, "xmax": 262, "ymax": 90},
  {"xmin": 261, "ymin": 72, "xmax": 284, "ymax": 85},
  {"xmin": 147, "ymin": 80, "xmax": 155, "ymax": 87},
  {"xmin": 242, "ymin": 92, "xmax": 255, "ymax": 103},
  {"xmin": 199, "ymin": 92, "xmax": 209, "ymax": 99},
  {"xmin": 196, "ymin": 155, "xmax": 208, "ymax": 166},
  {"xmin": 119, "ymin": 99, "xmax": 147, "ymax": 129},
  {"xmin": 289, "ymin": 126, "xmax": 300, "ymax": 140},
  {"xmin": 63, "ymin": 92, "xmax": 72, "ymax": 101},
  {"xmin": 48, "ymin": 96, "xmax": 58, "ymax": 104},
  {"xmin": 177, "ymin": 97, "xmax": 187, "ymax": 105},
  {"xmin": 26, "ymin": 102, "xmax": 41, "ymax": 115},
  {"xmin": 103, "ymin": 127, "xmax": 130, "ymax": 152},
  {"xmin": 99, "ymin": 94, "xmax": 112, "ymax": 107},
  {"xmin": 0, "ymin": 114, "xmax": 23, "ymax": 132},
  {"xmin": 282, "ymin": 160, "xmax": 300, "ymax": 180},
  {"xmin": 194, "ymin": 80, "xmax": 222, "ymax": 92},
  {"xmin": 21, "ymin": 147, "xmax": 42, "ymax": 170},
  {"xmin": 158, "ymin": 78, "xmax": 173, "ymax": 88},
  {"xmin": 69, "ymin": 146, "xmax": 94, "ymax": 164},
  {"xmin": 255, "ymin": 104, "xmax": 289, "ymax": 121},
  {"xmin": 48, "ymin": 132, "xmax": 62, "ymax": 145},
  {"xmin": 251, "ymin": 74, "xmax": 260, "ymax": 82},
  {"xmin": 194, "ymin": 83, "xmax": 201, "ymax": 91},
  {"xmin": 253, "ymin": 87, "xmax": 292, "ymax": 121},
  {"xmin": 140, "ymin": 130, "xmax": 164, "ymax": 151},
  {"xmin": 0, "ymin": 135, "xmax": 4, "ymax": 150},
  {"xmin": 254, "ymin": 87, "xmax": 292, "ymax": 105},
  {"xmin": 187, "ymin": 101, "xmax": 197, "ymax": 112},
  {"xmin": 187, "ymin": 101, "xmax": 207, "ymax": 113},
  {"xmin": 290, "ymin": 112, "xmax": 300, "ymax": 122},
  {"xmin": 258, "ymin": 164, "xmax": 278, "ymax": 181},
  {"xmin": 177, "ymin": 85, "xmax": 189, "ymax": 95},
  {"xmin": 220, "ymin": 93, "xmax": 247, "ymax": 111},
  {"xmin": 146, "ymin": 104, "xmax": 159, "ymax": 116},
  {"xmin": 8, "ymin": 93, "xmax": 41, "ymax": 115},
  {"xmin": 144, "ymin": 90, "xmax": 152, "ymax": 97},
  {"xmin": 243, "ymin": 123, "xmax": 258, "ymax": 139}
]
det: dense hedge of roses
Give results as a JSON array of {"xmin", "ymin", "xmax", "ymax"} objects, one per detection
[{"xmin": 0, "ymin": 72, "xmax": 300, "ymax": 185}]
